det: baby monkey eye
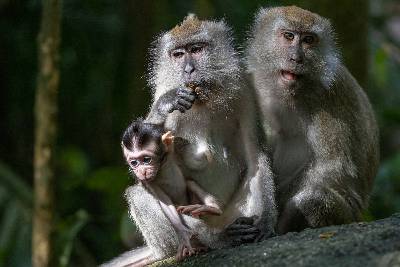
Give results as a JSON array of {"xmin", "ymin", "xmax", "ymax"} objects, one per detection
[
  {"xmin": 130, "ymin": 160, "xmax": 139, "ymax": 168},
  {"xmin": 142, "ymin": 156, "xmax": 152, "ymax": 165},
  {"xmin": 303, "ymin": 35, "xmax": 315, "ymax": 44},
  {"xmin": 283, "ymin": 31, "xmax": 295, "ymax": 41}
]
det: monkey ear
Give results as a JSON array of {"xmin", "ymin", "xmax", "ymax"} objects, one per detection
[{"xmin": 161, "ymin": 131, "xmax": 175, "ymax": 150}]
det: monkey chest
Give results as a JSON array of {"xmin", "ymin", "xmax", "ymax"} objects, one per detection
[{"xmin": 156, "ymin": 163, "xmax": 189, "ymax": 205}]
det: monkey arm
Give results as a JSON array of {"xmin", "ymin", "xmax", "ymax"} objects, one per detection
[
  {"xmin": 277, "ymin": 110, "xmax": 368, "ymax": 233},
  {"xmin": 145, "ymin": 89, "xmax": 177, "ymax": 125}
]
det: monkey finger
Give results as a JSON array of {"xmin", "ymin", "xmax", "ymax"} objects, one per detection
[
  {"xmin": 232, "ymin": 216, "xmax": 256, "ymax": 225},
  {"xmin": 178, "ymin": 86, "xmax": 196, "ymax": 95},
  {"xmin": 167, "ymin": 106, "xmax": 175, "ymax": 113},
  {"xmin": 240, "ymin": 234, "xmax": 259, "ymax": 243},
  {"xmin": 178, "ymin": 88, "xmax": 196, "ymax": 100},
  {"xmin": 175, "ymin": 104, "xmax": 186, "ymax": 113},
  {"xmin": 230, "ymin": 234, "xmax": 259, "ymax": 246},
  {"xmin": 225, "ymin": 224, "xmax": 255, "ymax": 231},
  {"xmin": 178, "ymin": 92, "xmax": 196, "ymax": 103},
  {"xmin": 177, "ymin": 99, "xmax": 193, "ymax": 109}
]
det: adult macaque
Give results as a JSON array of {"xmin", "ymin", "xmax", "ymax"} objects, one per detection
[
  {"xmin": 102, "ymin": 14, "xmax": 277, "ymax": 267},
  {"xmin": 246, "ymin": 6, "xmax": 379, "ymax": 234},
  {"xmin": 120, "ymin": 119, "xmax": 222, "ymax": 264}
]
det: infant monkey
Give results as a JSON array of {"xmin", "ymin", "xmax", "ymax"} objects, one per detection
[{"xmin": 121, "ymin": 119, "xmax": 222, "ymax": 261}]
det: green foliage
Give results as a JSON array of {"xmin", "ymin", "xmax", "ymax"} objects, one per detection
[
  {"xmin": 370, "ymin": 153, "xmax": 400, "ymax": 219},
  {"xmin": 0, "ymin": 162, "xmax": 31, "ymax": 267}
]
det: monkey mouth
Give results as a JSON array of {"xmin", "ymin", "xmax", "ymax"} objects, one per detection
[{"xmin": 280, "ymin": 70, "xmax": 299, "ymax": 82}]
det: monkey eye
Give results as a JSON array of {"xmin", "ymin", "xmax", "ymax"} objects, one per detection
[
  {"xmin": 190, "ymin": 45, "xmax": 203, "ymax": 54},
  {"xmin": 283, "ymin": 31, "xmax": 295, "ymax": 41},
  {"xmin": 130, "ymin": 160, "xmax": 139, "ymax": 168},
  {"xmin": 142, "ymin": 156, "xmax": 152, "ymax": 165},
  {"xmin": 303, "ymin": 35, "xmax": 315, "ymax": 44},
  {"xmin": 171, "ymin": 50, "xmax": 185, "ymax": 58}
]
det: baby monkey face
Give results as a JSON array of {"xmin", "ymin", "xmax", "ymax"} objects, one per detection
[{"xmin": 123, "ymin": 141, "xmax": 163, "ymax": 182}]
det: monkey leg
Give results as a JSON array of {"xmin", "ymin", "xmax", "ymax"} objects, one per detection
[
  {"xmin": 277, "ymin": 185, "xmax": 361, "ymax": 234},
  {"xmin": 125, "ymin": 185, "xmax": 180, "ymax": 260}
]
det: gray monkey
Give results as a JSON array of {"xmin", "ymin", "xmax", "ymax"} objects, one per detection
[{"xmin": 246, "ymin": 6, "xmax": 379, "ymax": 234}]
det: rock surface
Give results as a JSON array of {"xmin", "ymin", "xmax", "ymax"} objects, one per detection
[{"xmin": 154, "ymin": 213, "xmax": 400, "ymax": 267}]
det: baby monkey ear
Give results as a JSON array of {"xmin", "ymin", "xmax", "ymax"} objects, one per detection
[{"xmin": 161, "ymin": 131, "xmax": 175, "ymax": 151}]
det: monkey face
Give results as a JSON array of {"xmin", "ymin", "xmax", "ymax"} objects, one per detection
[
  {"xmin": 274, "ymin": 29, "xmax": 320, "ymax": 89},
  {"xmin": 131, "ymin": 160, "xmax": 159, "ymax": 182},
  {"xmin": 150, "ymin": 15, "xmax": 241, "ymax": 104},
  {"xmin": 248, "ymin": 6, "xmax": 341, "ymax": 92},
  {"xmin": 123, "ymin": 142, "xmax": 162, "ymax": 182},
  {"xmin": 169, "ymin": 42, "xmax": 209, "ymax": 85}
]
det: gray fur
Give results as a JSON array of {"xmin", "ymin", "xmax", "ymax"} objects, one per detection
[
  {"xmin": 245, "ymin": 6, "xmax": 379, "ymax": 234},
  {"xmin": 104, "ymin": 15, "xmax": 277, "ymax": 266}
]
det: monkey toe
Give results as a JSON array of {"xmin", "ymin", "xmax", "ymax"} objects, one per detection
[
  {"xmin": 177, "ymin": 204, "xmax": 201, "ymax": 214},
  {"xmin": 191, "ymin": 206, "xmax": 222, "ymax": 216},
  {"xmin": 232, "ymin": 216, "xmax": 257, "ymax": 225},
  {"xmin": 225, "ymin": 225, "xmax": 260, "ymax": 236},
  {"xmin": 230, "ymin": 234, "xmax": 259, "ymax": 246}
]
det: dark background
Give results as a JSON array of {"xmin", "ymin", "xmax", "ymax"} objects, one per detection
[{"xmin": 0, "ymin": 0, "xmax": 399, "ymax": 266}]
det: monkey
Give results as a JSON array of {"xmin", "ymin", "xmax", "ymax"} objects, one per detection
[
  {"xmin": 101, "ymin": 14, "xmax": 277, "ymax": 267},
  {"xmin": 245, "ymin": 6, "xmax": 379, "ymax": 234},
  {"xmin": 120, "ymin": 119, "xmax": 222, "ymax": 263}
]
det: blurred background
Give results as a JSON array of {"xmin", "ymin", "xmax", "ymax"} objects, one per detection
[{"xmin": 0, "ymin": 0, "xmax": 399, "ymax": 266}]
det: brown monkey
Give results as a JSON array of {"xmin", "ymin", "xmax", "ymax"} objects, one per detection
[
  {"xmin": 246, "ymin": 6, "xmax": 379, "ymax": 234},
  {"xmin": 120, "ymin": 119, "xmax": 222, "ymax": 263}
]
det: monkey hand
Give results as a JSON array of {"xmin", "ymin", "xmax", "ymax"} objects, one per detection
[
  {"xmin": 167, "ymin": 87, "xmax": 197, "ymax": 113},
  {"xmin": 224, "ymin": 216, "xmax": 270, "ymax": 246},
  {"xmin": 177, "ymin": 204, "xmax": 222, "ymax": 217}
]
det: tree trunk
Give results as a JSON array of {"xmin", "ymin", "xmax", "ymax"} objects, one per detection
[
  {"xmin": 32, "ymin": 1, "xmax": 62, "ymax": 267},
  {"xmin": 281, "ymin": 0, "xmax": 369, "ymax": 88}
]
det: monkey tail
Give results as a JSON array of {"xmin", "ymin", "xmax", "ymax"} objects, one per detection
[{"xmin": 100, "ymin": 246, "xmax": 155, "ymax": 267}]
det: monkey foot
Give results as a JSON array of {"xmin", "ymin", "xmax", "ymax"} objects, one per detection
[
  {"xmin": 225, "ymin": 216, "xmax": 266, "ymax": 246},
  {"xmin": 176, "ymin": 243, "xmax": 195, "ymax": 261},
  {"xmin": 176, "ymin": 243, "xmax": 208, "ymax": 262},
  {"xmin": 177, "ymin": 204, "xmax": 222, "ymax": 217}
]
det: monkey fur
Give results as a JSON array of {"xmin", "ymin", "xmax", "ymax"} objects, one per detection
[
  {"xmin": 246, "ymin": 6, "xmax": 379, "ymax": 234},
  {"xmin": 102, "ymin": 14, "xmax": 277, "ymax": 266}
]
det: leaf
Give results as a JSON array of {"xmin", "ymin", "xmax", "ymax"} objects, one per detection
[
  {"xmin": 58, "ymin": 210, "xmax": 90, "ymax": 267},
  {"xmin": 319, "ymin": 231, "xmax": 336, "ymax": 239}
]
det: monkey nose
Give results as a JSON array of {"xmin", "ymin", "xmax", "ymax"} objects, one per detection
[
  {"xmin": 290, "ymin": 54, "xmax": 303, "ymax": 64},
  {"xmin": 184, "ymin": 64, "xmax": 195, "ymax": 74}
]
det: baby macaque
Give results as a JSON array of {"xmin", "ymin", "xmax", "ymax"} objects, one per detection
[{"xmin": 121, "ymin": 119, "xmax": 222, "ymax": 261}]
